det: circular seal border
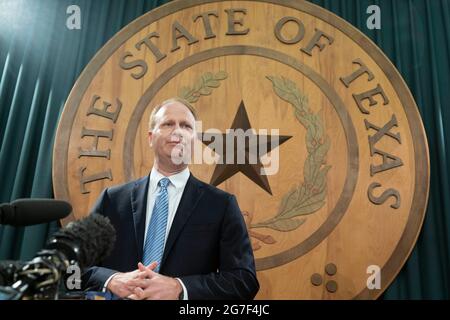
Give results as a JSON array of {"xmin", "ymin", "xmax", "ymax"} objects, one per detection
[{"xmin": 53, "ymin": 0, "xmax": 430, "ymax": 299}]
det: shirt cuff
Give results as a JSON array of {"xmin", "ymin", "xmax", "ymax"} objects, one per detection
[
  {"xmin": 175, "ymin": 278, "xmax": 188, "ymax": 300},
  {"xmin": 102, "ymin": 273, "xmax": 119, "ymax": 292}
]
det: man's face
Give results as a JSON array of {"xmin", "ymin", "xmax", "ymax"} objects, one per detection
[{"xmin": 148, "ymin": 102, "xmax": 196, "ymax": 165}]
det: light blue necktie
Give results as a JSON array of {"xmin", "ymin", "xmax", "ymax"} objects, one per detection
[{"xmin": 143, "ymin": 177, "xmax": 170, "ymax": 271}]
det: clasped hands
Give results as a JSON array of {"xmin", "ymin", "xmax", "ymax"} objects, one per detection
[{"xmin": 106, "ymin": 262, "xmax": 182, "ymax": 300}]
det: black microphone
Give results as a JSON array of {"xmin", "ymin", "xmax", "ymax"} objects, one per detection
[
  {"xmin": 0, "ymin": 261, "xmax": 25, "ymax": 286},
  {"xmin": 0, "ymin": 199, "xmax": 72, "ymax": 226},
  {"xmin": 0, "ymin": 213, "xmax": 116, "ymax": 300}
]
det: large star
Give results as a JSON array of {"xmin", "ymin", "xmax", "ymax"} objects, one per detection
[{"xmin": 199, "ymin": 100, "xmax": 292, "ymax": 195}]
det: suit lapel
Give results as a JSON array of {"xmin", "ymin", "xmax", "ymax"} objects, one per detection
[
  {"xmin": 161, "ymin": 174, "xmax": 204, "ymax": 267},
  {"xmin": 131, "ymin": 175, "xmax": 150, "ymax": 262}
]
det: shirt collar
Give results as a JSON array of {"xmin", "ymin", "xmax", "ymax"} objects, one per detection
[{"xmin": 149, "ymin": 166, "xmax": 190, "ymax": 192}]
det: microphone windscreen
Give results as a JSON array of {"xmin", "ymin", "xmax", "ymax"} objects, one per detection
[{"xmin": 48, "ymin": 213, "xmax": 116, "ymax": 268}]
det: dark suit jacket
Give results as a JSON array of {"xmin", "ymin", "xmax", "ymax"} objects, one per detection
[{"xmin": 82, "ymin": 173, "xmax": 259, "ymax": 299}]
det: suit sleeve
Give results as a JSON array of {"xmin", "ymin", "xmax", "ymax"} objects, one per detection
[
  {"xmin": 81, "ymin": 188, "xmax": 119, "ymax": 291},
  {"xmin": 179, "ymin": 195, "xmax": 260, "ymax": 299}
]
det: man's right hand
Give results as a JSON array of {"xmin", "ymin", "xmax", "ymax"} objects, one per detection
[{"xmin": 106, "ymin": 262, "xmax": 158, "ymax": 298}]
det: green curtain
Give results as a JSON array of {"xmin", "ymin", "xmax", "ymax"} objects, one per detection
[{"xmin": 0, "ymin": 0, "xmax": 448, "ymax": 299}]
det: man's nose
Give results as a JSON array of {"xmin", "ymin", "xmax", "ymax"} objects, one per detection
[{"xmin": 171, "ymin": 124, "xmax": 183, "ymax": 136}]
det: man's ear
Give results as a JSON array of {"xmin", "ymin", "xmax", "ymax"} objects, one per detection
[{"xmin": 148, "ymin": 131, "xmax": 153, "ymax": 147}]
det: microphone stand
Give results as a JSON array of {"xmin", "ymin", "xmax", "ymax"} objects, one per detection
[{"xmin": 0, "ymin": 249, "xmax": 69, "ymax": 300}]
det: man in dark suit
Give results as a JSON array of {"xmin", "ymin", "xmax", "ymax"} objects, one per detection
[{"xmin": 83, "ymin": 98, "xmax": 259, "ymax": 300}]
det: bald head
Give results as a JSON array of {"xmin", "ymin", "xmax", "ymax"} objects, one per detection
[{"xmin": 149, "ymin": 98, "xmax": 197, "ymax": 131}]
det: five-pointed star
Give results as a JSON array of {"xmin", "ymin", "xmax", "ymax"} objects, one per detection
[{"xmin": 199, "ymin": 100, "xmax": 292, "ymax": 195}]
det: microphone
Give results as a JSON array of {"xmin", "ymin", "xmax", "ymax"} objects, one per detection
[
  {"xmin": 0, "ymin": 213, "xmax": 116, "ymax": 300},
  {"xmin": 0, "ymin": 199, "xmax": 72, "ymax": 226},
  {"xmin": 0, "ymin": 261, "xmax": 25, "ymax": 286}
]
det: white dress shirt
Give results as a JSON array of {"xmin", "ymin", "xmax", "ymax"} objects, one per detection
[{"xmin": 104, "ymin": 166, "xmax": 190, "ymax": 299}]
